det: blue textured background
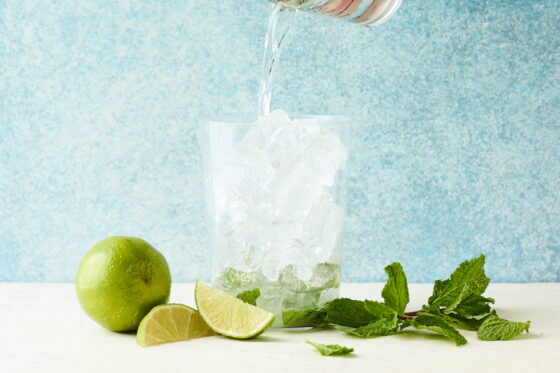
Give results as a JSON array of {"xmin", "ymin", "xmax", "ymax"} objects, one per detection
[{"xmin": 1, "ymin": 0, "xmax": 559, "ymax": 283}]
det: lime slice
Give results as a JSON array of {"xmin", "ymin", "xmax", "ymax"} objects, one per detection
[
  {"xmin": 136, "ymin": 303, "xmax": 216, "ymax": 347},
  {"xmin": 195, "ymin": 280, "xmax": 275, "ymax": 339}
]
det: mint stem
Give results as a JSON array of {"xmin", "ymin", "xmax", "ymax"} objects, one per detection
[
  {"xmin": 398, "ymin": 309, "xmax": 436, "ymax": 320},
  {"xmin": 405, "ymin": 310, "xmax": 421, "ymax": 317}
]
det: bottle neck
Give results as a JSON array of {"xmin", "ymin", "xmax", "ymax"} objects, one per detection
[{"xmin": 270, "ymin": 0, "xmax": 402, "ymax": 26}]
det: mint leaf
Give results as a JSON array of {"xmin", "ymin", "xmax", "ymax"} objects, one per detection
[
  {"xmin": 336, "ymin": 301, "xmax": 398, "ymax": 337},
  {"xmin": 428, "ymin": 307, "xmax": 494, "ymax": 331},
  {"xmin": 363, "ymin": 300, "xmax": 397, "ymax": 318},
  {"xmin": 282, "ymin": 308, "xmax": 328, "ymax": 328},
  {"xmin": 337, "ymin": 313, "xmax": 398, "ymax": 338},
  {"xmin": 412, "ymin": 314, "xmax": 467, "ymax": 346},
  {"xmin": 326, "ymin": 298, "xmax": 375, "ymax": 327},
  {"xmin": 382, "ymin": 262, "xmax": 409, "ymax": 315},
  {"xmin": 477, "ymin": 314, "xmax": 530, "ymax": 341},
  {"xmin": 453, "ymin": 295, "xmax": 494, "ymax": 317},
  {"xmin": 438, "ymin": 312, "xmax": 491, "ymax": 331},
  {"xmin": 428, "ymin": 255, "xmax": 490, "ymax": 312},
  {"xmin": 236, "ymin": 288, "xmax": 260, "ymax": 306},
  {"xmin": 305, "ymin": 339, "xmax": 354, "ymax": 356}
]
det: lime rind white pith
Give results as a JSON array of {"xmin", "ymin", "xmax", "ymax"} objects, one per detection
[{"xmin": 194, "ymin": 280, "xmax": 275, "ymax": 339}]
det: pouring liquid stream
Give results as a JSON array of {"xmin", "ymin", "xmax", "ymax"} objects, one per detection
[{"xmin": 257, "ymin": 4, "xmax": 297, "ymax": 119}]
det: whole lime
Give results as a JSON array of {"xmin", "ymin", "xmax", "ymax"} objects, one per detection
[{"xmin": 75, "ymin": 236, "xmax": 172, "ymax": 332}]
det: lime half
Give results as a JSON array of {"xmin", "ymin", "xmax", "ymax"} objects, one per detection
[
  {"xmin": 136, "ymin": 303, "xmax": 216, "ymax": 347},
  {"xmin": 195, "ymin": 280, "xmax": 274, "ymax": 339}
]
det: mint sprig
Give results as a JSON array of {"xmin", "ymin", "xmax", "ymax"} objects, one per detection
[
  {"xmin": 284, "ymin": 254, "xmax": 531, "ymax": 347},
  {"xmin": 305, "ymin": 339, "xmax": 354, "ymax": 356}
]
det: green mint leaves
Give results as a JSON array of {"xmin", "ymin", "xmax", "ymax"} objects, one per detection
[
  {"xmin": 477, "ymin": 314, "xmax": 531, "ymax": 341},
  {"xmin": 452, "ymin": 295, "xmax": 495, "ymax": 317},
  {"xmin": 305, "ymin": 339, "xmax": 354, "ymax": 356},
  {"xmin": 419, "ymin": 255, "xmax": 528, "ymax": 344},
  {"xmin": 290, "ymin": 255, "xmax": 531, "ymax": 351},
  {"xmin": 282, "ymin": 308, "xmax": 328, "ymax": 328},
  {"xmin": 325, "ymin": 298, "xmax": 376, "ymax": 327},
  {"xmin": 428, "ymin": 255, "xmax": 490, "ymax": 313},
  {"xmin": 344, "ymin": 301, "xmax": 399, "ymax": 337},
  {"xmin": 411, "ymin": 314, "xmax": 467, "ymax": 346},
  {"xmin": 331, "ymin": 263, "xmax": 408, "ymax": 339},
  {"xmin": 382, "ymin": 262, "xmax": 409, "ymax": 316},
  {"xmin": 236, "ymin": 288, "xmax": 260, "ymax": 306},
  {"xmin": 337, "ymin": 316, "xmax": 398, "ymax": 338}
]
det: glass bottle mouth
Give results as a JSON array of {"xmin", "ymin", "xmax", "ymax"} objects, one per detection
[
  {"xmin": 360, "ymin": 0, "xmax": 403, "ymax": 27},
  {"xmin": 271, "ymin": 0, "xmax": 402, "ymax": 27}
]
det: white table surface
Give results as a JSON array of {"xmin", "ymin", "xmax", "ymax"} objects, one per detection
[{"xmin": 1, "ymin": 283, "xmax": 558, "ymax": 372}]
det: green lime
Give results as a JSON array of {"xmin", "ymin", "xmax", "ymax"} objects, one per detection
[
  {"xmin": 136, "ymin": 303, "xmax": 216, "ymax": 347},
  {"xmin": 194, "ymin": 280, "xmax": 274, "ymax": 339},
  {"xmin": 75, "ymin": 236, "xmax": 171, "ymax": 332}
]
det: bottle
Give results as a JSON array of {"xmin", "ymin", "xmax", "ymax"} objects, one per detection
[{"xmin": 271, "ymin": 0, "xmax": 402, "ymax": 26}]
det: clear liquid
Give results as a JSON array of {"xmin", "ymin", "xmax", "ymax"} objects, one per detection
[{"xmin": 257, "ymin": 4, "xmax": 296, "ymax": 119}]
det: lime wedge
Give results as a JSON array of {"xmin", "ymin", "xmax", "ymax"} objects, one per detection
[
  {"xmin": 136, "ymin": 303, "xmax": 216, "ymax": 347},
  {"xmin": 194, "ymin": 280, "xmax": 274, "ymax": 339}
]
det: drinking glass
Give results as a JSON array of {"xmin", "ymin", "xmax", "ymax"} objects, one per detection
[{"xmin": 199, "ymin": 113, "xmax": 351, "ymax": 327}]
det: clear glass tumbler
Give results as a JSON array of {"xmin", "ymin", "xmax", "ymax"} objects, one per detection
[
  {"xmin": 271, "ymin": 0, "xmax": 402, "ymax": 26},
  {"xmin": 199, "ymin": 112, "xmax": 351, "ymax": 327}
]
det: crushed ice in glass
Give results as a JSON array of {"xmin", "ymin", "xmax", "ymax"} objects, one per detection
[{"xmin": 210, "ymin": 110, "xmax": 348, "ymax": 327}]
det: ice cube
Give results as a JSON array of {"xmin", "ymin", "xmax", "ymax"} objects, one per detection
[
  {"xmin": 309, "ymin": 262, "xmax": 341, "ymax": 290},
  {"xmin": 214, "ymin": 218, "xmax": 266, "ymax": 271},
  {"xmin": 305, "ymin": 128, "xmax": 348, "ymax": 187},
  {"xmin": 293, "ymin": 192, "xmax": 345, "ymax": 263}
]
